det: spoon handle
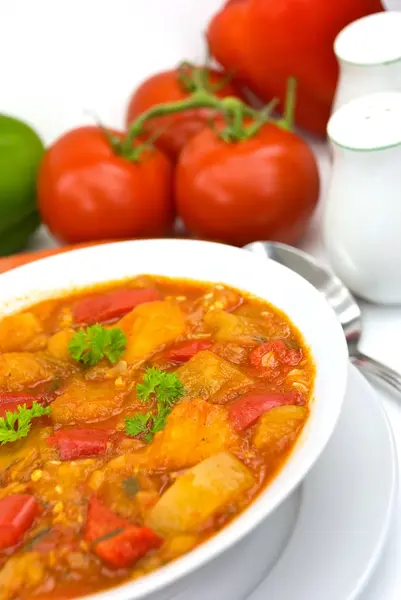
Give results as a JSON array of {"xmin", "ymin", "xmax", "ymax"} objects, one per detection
[{"xmin": 350, "ymin": 351, "xmax": 401, "ymax": 396}]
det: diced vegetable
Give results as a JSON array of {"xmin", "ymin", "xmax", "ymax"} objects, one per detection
[
  {"xmin": 0, "ymin": 552, "xmax": 45, "ymax": 600},
  {"xmin": 0, "ymin": 393, "xmax": 45, "ymax": 418},
  {"xmin": 228, "ymin": 390, "xmax": 303, "ymax": 432},
  {"xmin": 84, "ymin": 497, "xmax": 130, "ymax": 543},
  {"xmin": 163, "ymin": 340, "xmax": 213, "ymax": 363},
  {"xmin": 250, "ymin": 340, "xmax": 303, "ymax": 373},
  {"xmin": 51, "ymin": 379, "xmax": 126, "ymax": 425},
  {"xmin": 47, "ymin": 329, "xmax": 75, "ymax": 361},
  {"xmin": 176, "ymin": 350, "xmax": 253, "ymax": 404},
  {"xmin": 0, "ymin": 313, "xmax": 44, "ymax": 353},
  {"xmin": 252, "ymin": 405, "xmax": 308, "ymax": 450},
  {"xmin": 204, "ymin": 310, "xmax": 263, "ymax": 344},
  {"xmin": 145, "ymin": 398, "xmax": 238, "ymax": 470},
  {"xmin": 0, "ymin": 353, "xmax": 54, "ymax": 391},
  {"xmin": 47, "ymin": 428, "xmax": 111, "ymax": 460},
  {"xmin": 0, "ymin": 494, "xmax": 41, "ymax": 549},
  {"xmin": 146, "ymin": 452, "xmax": 254, "ymax": 534},
  {"xmin": 121, "ymin": 301, "xmax": 185, "ymax": 361},
  {"xmin": 74, "ymin": 288, "xmax": 161, "ymax": 325},
  {"xmin": 95, "ymin": 525, "xmax": 162, "ymax": 569}
]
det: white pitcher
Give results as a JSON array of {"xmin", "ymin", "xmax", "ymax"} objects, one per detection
[
  {"xmin": 324, "ymin": 92, "xmax": 401, "ymax": 304},
  {"xmin": 332, "ymin": 11, "xmax": 401, "ymax": 114}
]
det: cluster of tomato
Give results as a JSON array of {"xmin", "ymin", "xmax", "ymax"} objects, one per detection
[
  {"xmin": 38, "ymin": 65, "xmax": 319, "ymax": 248},
  {"xmin": 38, "ymin": 0, "xmax": 382, "ymax": 248}
]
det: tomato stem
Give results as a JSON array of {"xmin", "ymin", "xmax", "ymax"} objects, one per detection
[
  {"xmin": 278, "ymin": 76, "xmax": 297, "ymax": 131},
  {"xmin": 122, "ymin": 78, "xmax": 295, "ymax": 155}
]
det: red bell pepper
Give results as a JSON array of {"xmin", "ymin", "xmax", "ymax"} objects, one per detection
[
  {"xmin": 0, "ymin": 393, "xmax": 45, "ymax": 418},
  {"xmin": 74, "ymin": 288, "xmax": 161, "ymax": 325},
  {"xmin": 228, "ymin": 390, "xmax": 303, "ymax": 431},
  {"xmin": 0, "ymin": 494, "xmax": 41, "ymax": 550},
  {"xmin": 47, "ymin": 429, "xmax": 111, "ymax": 461},
  {"xmin": 95, "ymin": 525, "xmax": 162, "ymax": 569},
  {"xmin": 84, "ymin": 497, "xmax": 131, "ymax": 543},
  {"xmin": 164, "ymin": 340, "xmax": 213, "ymax": 363},
  {"xmin": 208, "ymin": 0, "xmax": 383, "ymax": 136}
]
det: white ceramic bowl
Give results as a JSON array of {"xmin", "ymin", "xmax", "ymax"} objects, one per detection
[{"xmin": 0, "ymin": 239, "xmax": 348, "ymax": 600}]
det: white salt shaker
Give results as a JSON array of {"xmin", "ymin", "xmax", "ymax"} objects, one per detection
[
  {"xmin": 324, "ymin": 92, "xmax": 401, "ymax": 304},
  {"xmin": 332, "ymin": 11, "xmax": 401, "ymax": 114}
]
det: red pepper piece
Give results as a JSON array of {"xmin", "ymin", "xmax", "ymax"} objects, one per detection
[
  {"xmin": 164, "ymin": 339, "xmax": 213, "ymax": 363},
  {"xmin": 74, "ymin": 288, "xmax": 161, "ymax": 325},
  {"xmin": 228, "ymin": 390, "xmax": 303, "ymax": 432},
  {"xmin": 0, "ymin": 393, "xmax": 46, "ymax": 418},
  {"xmin": 250, "ymin": 340, "xmax": 302, "ymax": 371},
  {"xmin": 47, "ymin": 429, "xmax": 111, "ymax": 461},
  {"xmin": 84, "ymin": 497, "xmax": 130, "ymax": 543},
  {"xmin": 0, "ymin": 494, "xmax": 41, "ymax": 550},
  {"xmin": 95, "ymin": 524, "xmax": 163, "ymax": 568}
]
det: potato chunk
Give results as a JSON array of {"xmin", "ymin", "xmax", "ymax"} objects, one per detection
[
  {"xmin": 177, "ymin": 350, "xmax": 253, "ymax": 404},
  {"xmin": 204, "ymin": 310, "xmax": 264, "ymax": 345},
  {"xmin": 0, "ymin": 312, "xmax": 44, "ymax": 353},
  {"xmin": 51, "ymin": 379, "xmax": 126, "ymax": 425},
  {"xmin": 47, "ymin": 329, "xmax": 75, "ymax": 361},
  {"xmin": 121, "ymin": 301, "xmax": 185, "ymax": 361},
  {"xmin": 0, "ymin": 553, "xmax": 45, "ymax": 600},
  {"xmin": 252, "ymin": 405, "xmax": 308, "ymax": 451},
  {"xmin": 146, "ymin": 453, "xmax": 254, "ymax": 534},
  {"xmin": 0, "ymin": 353, "xmax": 53, "ymax": 391},
  {"xmin": 146, "ymin": 398, "xmax": 239, "ymax": 470}
]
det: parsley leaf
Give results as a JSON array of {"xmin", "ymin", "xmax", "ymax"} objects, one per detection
[
  {"xmin": 0, "ymin": 402, "xmax": 51, "ymax": 446},
  {"xmin": 136, "ymin": 367, "xmax": 185, "ymax": 406},
  {"xmin": 69, "ymin": 325, "xmax": 127, "ymax": 367},
  {"xmin": 126, "ymin": 368, "xmax": 185, "ymax": 442},
  {"xmin": 125, "ymin": 412, "xmax": 152, "ymax": 437}
]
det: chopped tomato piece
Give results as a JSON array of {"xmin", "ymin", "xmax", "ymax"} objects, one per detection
[
  {"xmin": 84, "ymin": 497, "xmax": 130, "ymax": 543},
  {"xmin": 47, "ymin": 429, "xmax": 111, "ymax": 460},
  {"xmin": 74, "ymin": 288, "xmax": 161, "ymax": 325},
  {"xmin": 228, "ymin": 390, "xmax": 303, "ymax": 432},
  {"xmin": 95, "ymin": 525, "xmax": 162, "ymax": 568},
  {"xmin": 164, "ymin": 340, "xmax": 213, "ymax": 363},
  {"xmin": 0, "ymin": 393, "xmax": 45, "ymax": 418},
  {"xmin": 250, "ymin": 340, "xmax": 303, "ymax": 372},
  {"xmin": 0, "ymin": 494, "xmax": 41, "ymax": 550}
]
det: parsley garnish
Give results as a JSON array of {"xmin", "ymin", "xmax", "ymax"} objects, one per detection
[
  {"xmin": 69, "ymin": 325, "xmax": 127, "ymax": 367},
  {"xmin": 0, "ymin": 402, "xmax": 51, "ymax": 446},
  {"xmin": 125, "ymin": 368, "xmax": 185, "ymax": 442},
  {"xmin": 136, "ymin": 367, "xmax": 185, "ymax": 406}
]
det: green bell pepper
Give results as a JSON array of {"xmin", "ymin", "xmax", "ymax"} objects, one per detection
[{"xmin": 0, "ymin": 114, "xmax": 44, "ymax": 255}]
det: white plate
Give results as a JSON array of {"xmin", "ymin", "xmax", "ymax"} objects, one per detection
[{"xmin": 168, "ymin": 365, "xmax": 397, "ymax": 600}]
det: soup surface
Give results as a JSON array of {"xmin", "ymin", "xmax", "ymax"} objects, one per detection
[{"xmin": 0, "ymin": 276, "xmax": 314, "ymax": 599}]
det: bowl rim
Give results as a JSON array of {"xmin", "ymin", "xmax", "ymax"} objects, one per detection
[{"xmin": 0, "ymin": 238, "xmax": 349, "ymax": 600}]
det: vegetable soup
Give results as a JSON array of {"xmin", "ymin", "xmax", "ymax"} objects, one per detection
[{"xmin": 0, "ymin": 276, "xmax": 314, "ymax": 599}]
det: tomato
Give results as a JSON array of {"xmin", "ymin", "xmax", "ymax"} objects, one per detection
[
  {"xmin": 126, "ymin": 67, "xmax": 240, "ymax": 160},
  {"xmin": 175, "ymin": 123, "xmax": 319, "ymax": 246},
  {"xmin": 208, "ymin": 0, "xmax": 383, "ymax": 136},
  {"xmin": 37, "ymin": 126, "xmax": 174, "ymax": 244},
  {"xmin": 250, "ymin": 340, "xmax": 303, "ymax": 371},
  {"xmin": 228, "ymin": 390, "xmax": 303, "ymax": 431}
]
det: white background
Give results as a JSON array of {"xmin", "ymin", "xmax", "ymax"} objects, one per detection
[{"xmin": 2, "ymin": 1, "xmax": 401, "ymax": 598}]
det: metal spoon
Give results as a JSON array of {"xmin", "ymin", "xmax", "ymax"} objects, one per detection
[{"xmin": 244, "ymin": 240, "xmax": 401, "ymax": 396}]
